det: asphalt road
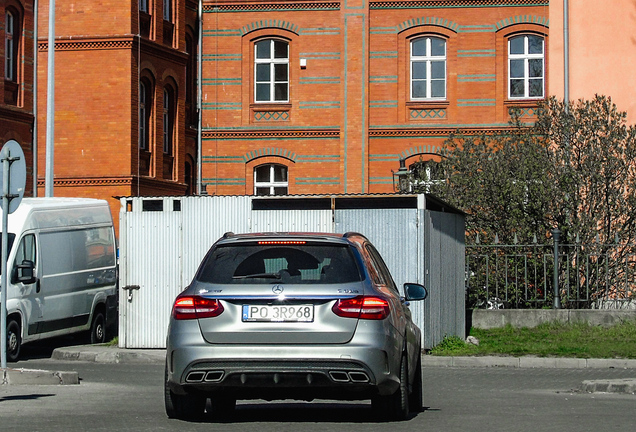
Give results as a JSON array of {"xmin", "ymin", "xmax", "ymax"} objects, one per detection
[{"xmin": 1, "ymin": 352, "xmax": 635, "ymax": 432}]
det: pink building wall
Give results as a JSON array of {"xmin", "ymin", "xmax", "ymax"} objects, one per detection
[{"xmin": 550, "ymin": 0, "xmax": 636, "ymax": 123}]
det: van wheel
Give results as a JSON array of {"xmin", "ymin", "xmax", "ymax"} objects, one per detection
[
  {"xmin": 90, "ymin": 312, "xmax": 106, "ymax": 344},
  {"xmin": 7, "ymin": 318, "xmax": 21, "ymax": 362}
]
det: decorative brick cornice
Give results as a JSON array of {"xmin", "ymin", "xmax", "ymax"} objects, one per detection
[
  {"xmin": 203, "ymin": 129, "xmax": 340, "ymax": 139},
  {"xmin": 369, "ymin": 126, "xmax": 514, "ymax": 137},
  {"xmin": 39, "ymin": 37, "xmax": 134, "ymax": 51},
  {"xmin": 206, "ymin": 2, "xmax": 340, "ymax": 12},
  {"xmin": 370, "ymin": 1, "xmax": 549, "ymax": 8},
  {"xmin": 38, "ymin": 177, "xmax": 134, "ymax": 187}
]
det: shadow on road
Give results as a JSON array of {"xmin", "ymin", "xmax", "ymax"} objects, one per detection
[{"xmin": 188, "ymin": 401, "xmax": 425, "ymax": 424}]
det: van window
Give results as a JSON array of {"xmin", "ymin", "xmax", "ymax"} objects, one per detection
[
  {"xmin": 14, "ymin": 234, "xmax": 37, "ymax": 266},
  {"xmin": 40, "ymin": 227, "xmax": 115, "ymax": 275},
  {"xmin": 0, "ymin": 233, "xmax": 16, "ymax": 274}
]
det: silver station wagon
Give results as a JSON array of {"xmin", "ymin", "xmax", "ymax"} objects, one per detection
[{"xmin": 164, "ymin": 232, "xmax": 428, "ymax": 421}]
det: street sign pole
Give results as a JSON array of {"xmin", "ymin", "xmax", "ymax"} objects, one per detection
[{"xmin": 0, "ymin": 141, "xmax": 27, "ymax": 369}]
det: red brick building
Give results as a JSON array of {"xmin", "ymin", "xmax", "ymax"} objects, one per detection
[
  {"xmin": 1, "ymin": 0, "xmax": 35, "ymax": 189},
  {"xmin": 4, "ymin": 1, "xmax": 551, "ymax": 225},
  {"xmin": 35, "ymin": 0, "xmax": 199, "ymax": 222},
  {"xmin": 202, "ymin": 0, "xmax": 549, "ymax": 195}
]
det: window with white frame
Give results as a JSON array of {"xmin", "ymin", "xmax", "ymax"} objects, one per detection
[
  {"xmin": 254, "ymin": 39, "xmax": 289, "ymax": 103},
  {"xmin": 410, "ymin": 36, "xmax": 446, "ymax": 100},
  {"xmin": 508, "ymin": 34, "xmax": 544, "ymax": 99},
  {"xmin": 163, "ymin": 87, "xmax": 174, "ymax": 154},
  {"xmin": 254, "ymin": 164, "xmax": 288, "ymax": 196},
  {"xmin": 139, "ymin": 0, "xmax": 149, "ymax": 13},
  {"xmin": 409, "ymin": 160, "xmax": 442, "ymax": 193},
  {"xmin": 163, "ymin": 0, "xmax": 171, "ymax": 21},
  {"xmin": 5, "ymin": 10, "xmax": 16, "ymax": 81}
]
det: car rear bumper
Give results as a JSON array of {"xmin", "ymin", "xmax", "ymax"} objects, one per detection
[{"xmin": 166, "ymin": 328, "xmax": 401, "ymax": 400}]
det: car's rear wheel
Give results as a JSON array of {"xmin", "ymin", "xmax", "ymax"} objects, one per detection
[
  {"xmin": 164, "ymin": 365, "xmax": 206, "ymax": 420},
  {"xmin": 409, "ymin": 354, "xmax": 423, "ymax": 413},
  {"xmin": 209, "ymin": 396, "xmax": 236, "ymax": 420},
  {"xmin": 372, "ymin": 354, "xmax": 410, "ymax": 421}
]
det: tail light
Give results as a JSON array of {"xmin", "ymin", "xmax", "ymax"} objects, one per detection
[
  {"xmin": 332, "ymin": 296, "xmax": 390, "ymax": 320},
  {"xmin": 172, "ymin": 295, "xmax": 224, "ymax": 320}
]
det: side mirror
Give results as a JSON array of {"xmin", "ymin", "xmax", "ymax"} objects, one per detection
[
  {"xmin": 404, "ymin": 283, "xmax": 428, "ymax": 301},
  {"xmin": 16, "ymin": 260, "xmax": 37, "ymax": 284}
]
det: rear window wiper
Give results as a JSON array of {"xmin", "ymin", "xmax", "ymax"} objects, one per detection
[{"xmin": 232, "ymin": 273, "xmax": 282, "ymax": 280}]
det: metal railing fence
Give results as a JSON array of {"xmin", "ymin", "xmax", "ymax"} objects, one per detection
[{"xmin": 466, "ymin": 238, "xmax": 636, "ymax": 309}]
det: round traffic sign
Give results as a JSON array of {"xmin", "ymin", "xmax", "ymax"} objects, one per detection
[{"xmin": 0, "ymin": 139, "xmax": 27, "ymax": 214}]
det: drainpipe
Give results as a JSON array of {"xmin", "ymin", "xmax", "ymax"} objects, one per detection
[
  {"xmin": 563, "ymin": 0, "xmax": 569, "ymax": 105},
  {"xmin": 32, "ymin": 0, "xmax": 38, "ymax": 196},
  {"xmin": 196, "ymin": 0, "xmax": 203, "ymax": 195}
]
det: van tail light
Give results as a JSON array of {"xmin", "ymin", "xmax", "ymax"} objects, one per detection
[
  {"xmin": 172, "ymin": 295, "xmax": 224, "ymax": 320},
  {"xmin": 332, "ymin": 296, "xmax": 390, "ymax": 320}
]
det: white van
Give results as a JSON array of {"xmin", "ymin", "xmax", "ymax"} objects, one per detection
[{"xmin": 2, "ymin": 198, "xmax": 118, "ymax": 361}]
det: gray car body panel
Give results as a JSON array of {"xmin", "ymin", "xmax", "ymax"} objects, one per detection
[{"xmin": 165, "ymin": 232, "xmax": 422, "ymax": 402}]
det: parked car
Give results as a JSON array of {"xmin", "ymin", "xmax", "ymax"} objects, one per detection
[
  {"xmin": 2, "ymin": 198, "xmax": 118, "ymax": 361},
  {"xmin": 165, "ymin": 232, "xmax": 428, "ymax": 421}
]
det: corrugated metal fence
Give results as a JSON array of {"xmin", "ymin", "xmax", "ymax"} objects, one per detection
[{"xmin": 118, "ymin": 195, "xmax": 465, "ymax": 349}]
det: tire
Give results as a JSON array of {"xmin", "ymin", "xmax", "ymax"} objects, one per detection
[
  {"xmin": 90, "ymin": 311, "xmax": 106, "ymax": 344},
  {"xmin": 409, "ymin": 354, "xmax": 423, "ymax": 413},
  {"xmin": 7, "ymin": 318, "xmax": 21, "ymax": 362},
  {"xmin": 164, "ymin": 365, "xmax": 206, "ymax": 420},
  {"xmin": 372, "ymin": 354, "xmax": 410, "ymax": 421},
  {"xmin": 209, "ymin": 396, "xmax": 236, "ymax": 420}
]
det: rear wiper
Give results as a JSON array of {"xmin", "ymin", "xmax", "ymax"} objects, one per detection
[{"xmin": 232, "ymin": 273, "xmax": 282, "ymax": 280}]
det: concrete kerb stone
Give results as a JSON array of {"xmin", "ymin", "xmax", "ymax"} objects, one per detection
[
  {"xmin": 422, "ymin": 355, "xmax": 636, "ymax": 370},
  {"xmin": 1, "ymin": 368, "xmax": 79, "ymax": 385},
  {"xmin": 579, "ymin": 379, "xmax": 636, "ymax": 395},
  {"xmin": 51, "ymin": 345, "xmax": 166, "ymax": 364}
]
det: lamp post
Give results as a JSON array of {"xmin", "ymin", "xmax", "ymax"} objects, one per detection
[{"xmin": 392, "ymin": 159, "xmax": 410, "ymax": 193}]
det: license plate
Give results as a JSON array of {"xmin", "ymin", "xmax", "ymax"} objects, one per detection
[{"xmin": 242, "ymin": 304, "xmax": 314, "ymax": 322}]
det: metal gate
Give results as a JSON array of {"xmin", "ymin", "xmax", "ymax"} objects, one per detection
[{"xmin": 118, "ymin": 195, "xmax": 464, "ymax": 349}]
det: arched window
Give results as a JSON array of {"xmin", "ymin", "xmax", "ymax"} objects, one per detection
[
  {"xmin": 410, "ymin": 36, "xmax": 446, "ymax": 100},
  {"xmin": 4, "ymin": 9, "xmax": 18, "ymax": 82},
  {"xmin": 163, "ymin": 87, "xmax": 175, "ymax": 154},
  {"xmin": 508, "ymin": 34, "xmax": 544, "ymax": 99},
  {"xmin": 254, "ymin": 164, "xmax": 288, "ymax": 195},
  {"xmin": 254, "ymin": 39, "xmax": 289, "ymax": 102},
  {"xmin": 139, "ymin": 79, "xmax": 153, "ymax": 150},
  {"xmin": 163, "ymin": 0, "xmax": 171, "ymax": 21}
]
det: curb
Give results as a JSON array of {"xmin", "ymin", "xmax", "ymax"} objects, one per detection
[
  {"xmin": 422, "ymin": 355, "xmax": 636, "ymax": 369},
  {"xmin": 52, "ymin": 346, "xmax": 166, "ymax": 364},
  {"xmin": 579, "ymin": 379, "xmax": 636, "ymax": 395},
  {"xmin": 1, "ymin": 368, "xmax": 79, "ymax": 386}
]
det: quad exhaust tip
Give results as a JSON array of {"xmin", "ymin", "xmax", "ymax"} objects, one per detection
[
  {"xmin": 329, "ymin": 371, "xmax": 370, "ymax": 383},
  {"xmin": 185, "ymin": 370, "xmax": 224, "ymax": 383}
]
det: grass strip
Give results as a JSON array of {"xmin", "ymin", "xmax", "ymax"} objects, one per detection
[{"xmin": 429, "ymin": 320, "xmax": 636, "ymax": 359}]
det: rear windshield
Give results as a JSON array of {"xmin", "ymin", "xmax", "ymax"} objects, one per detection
[{"xmin": 197, "ymin": 243, "xmax": 364, "ymax": 284}]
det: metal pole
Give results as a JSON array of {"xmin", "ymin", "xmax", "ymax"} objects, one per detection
[
  {"xmin": 552, "ymin": 229, "xmax": 562, "ymax": 309},
  {"xmin": 33, "ymin": 0, "xmax": 38, "ymax": 197},
  {"xmin": 44, "ymin": 0, "xmax": 55, "ymax": 197},
  {"xmin": 563, "ymin": 0, "xmax": 570, "ymax": 104},
  {"xmin": 196, "ymin": 0, "xmax": 203, "ymax": 195},
  {"xmin": 1, "ymin": 154, "xmax": 10, "ymax": 368}
]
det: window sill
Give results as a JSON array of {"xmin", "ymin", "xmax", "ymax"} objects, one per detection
[
  {"xmin": 407, "ymin": 101, "xmax": 449, "ymax": 122},
  {"xmin": 504, "ymin": 99, "xmax": 544, "ymax": 120},
  {"xmin": 251, "ymin": 103, "xmax": 291, "ymax": 123}
]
